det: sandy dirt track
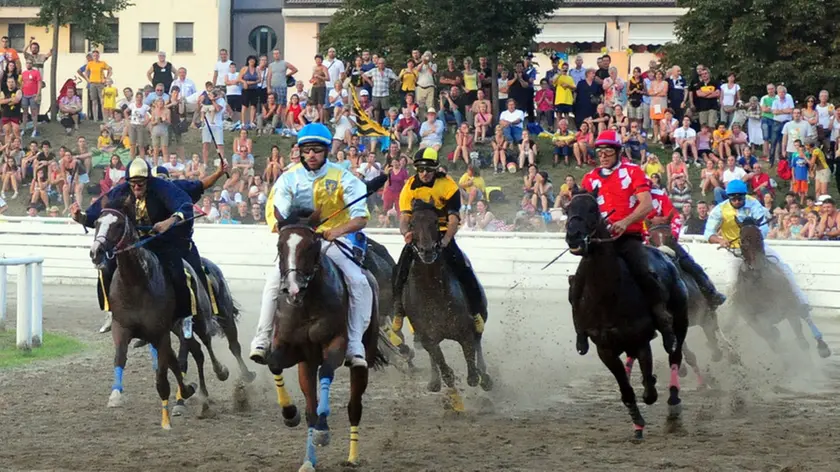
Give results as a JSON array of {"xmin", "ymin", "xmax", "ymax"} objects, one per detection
[{"xmin": 1, "ymin": 284, "xmax": 840, "ymax": 472}]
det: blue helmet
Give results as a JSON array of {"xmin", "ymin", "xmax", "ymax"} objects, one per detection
[
  {"xmin": 297, "ymin": 123, "xmax": 332, "ymax": 147},
  {"xmin": 725, "ymin": 179, "xmax": 748, "ymax": 196},
  {"xmin": 152, "ymin": 166, "xmax": 170, "ymax": 180}
]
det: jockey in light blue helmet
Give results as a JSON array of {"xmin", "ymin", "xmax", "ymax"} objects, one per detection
[{"xmin": 725, "ymin": 179, "xmax": 748, "ymax": 198}]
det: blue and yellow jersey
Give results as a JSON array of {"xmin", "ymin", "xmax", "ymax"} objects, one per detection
[{"xmin": 703, "ymin": 196, "xmax": 769, "ymax": 248}]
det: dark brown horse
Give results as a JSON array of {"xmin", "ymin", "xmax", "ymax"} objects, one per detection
[
  {"xmin": 90, "ymin": 200, "xmax": 201, "ymax": 429},
  {"xmin": 640, "ymin": 224, "xmax": 740, "ymax": 387},
  {"xmin": 731, "ymin": 217, "xmax": 830, "ymax": 358},
  {"xmin": 566, "ymin": 191, "xmax": 689, "ymax": 441},
  {"xmin": 266, "ymin": 208, "xmax": 385, "ymax": 471},
  {"xmin": 403, "ymin": 200, "xmax": 493, "ymax": 411}
]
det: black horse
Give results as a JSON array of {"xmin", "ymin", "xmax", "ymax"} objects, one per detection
[
  {"xmin": 403, "ymin": 200, "xmax": 493, "ymax": 411},
  {"xmin": 566, "ymin": 191, "xmax": 689, "ymax": 440}
]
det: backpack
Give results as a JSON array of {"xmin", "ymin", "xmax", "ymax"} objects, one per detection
[{"xmin": 776, "ymin": 159, "xmax": 792, "ymax": 181}]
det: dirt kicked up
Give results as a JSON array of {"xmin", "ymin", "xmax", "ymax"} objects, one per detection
[{"xmin": 1, "ymin": 284, "xmax": 839, "ymax": 472}]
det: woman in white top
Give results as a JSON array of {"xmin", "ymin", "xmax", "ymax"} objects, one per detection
[
  {"xmin": 815, "ymin": 90, "xmax": 834, "ymax": 148},
  {"xmin": 225, "ymin": 62, "xmax": 242, "ymax": 123},
  {"xmin": 497, "ymin": 63, "xmax": 509, "ymax": 115},
  {"xmin": 720, "ymin": 72, "xmax": 740, "ymax": 126},
  {"xmin": 328, "ymin": 80, "xmax": 349, "ymax": 109}
]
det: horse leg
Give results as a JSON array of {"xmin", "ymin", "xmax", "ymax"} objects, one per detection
[
  {"xmin": 596, "ymin": 346, "xmax": 645, "ymax": 441},
  {"xmin": 475, "ymin": 339, "xmax": 493, "ymax": 391},
  {"xmin": 298, "ymin": 361, "xmax": 320, "ymax": 472},
  {"xmin": 177, "ymin": 337, "xmax": 210, "ymax": 417},
  {"xmin": 108, "ymin": 321, "xmax": 130, "ymax": 408},
  {"xmin": 196, "ymin": 319, "xmax": 230, "ymax": 382},
  {"xmin": 667, "ymin": 300, "xmax": 689, "ymax": 422},
  {"xmin": 223, "ymin": 319, "xmax": 257, "ymax": 382},
  {"xmin": 268, "ymin": 362, "xmax": 300, "ymax": 427},
  {"xmin": 701, "ymin": 310, "xmax": 725, "ymax": 362},
  {"xmin": 345, "ymin": 361, "xmax": 369, "ymax": 467},
  {"xmin": 458, "ymin": 336, "xmax": 480, "ymax": 388},
  {"xmin": 681, "ymin": 343, "xmax": 710, "ymax": 389},
  {"xmin": 635, "ymin": 345, "xmax": 658, "ymax": 406},
  {"xmin": 417, "ymin": 335, "xmax": 441, "ymax": 392},
  {"xmin": 624, "ymin": 356, "xmax": 635, "ymax": 379},
  {"xmin": 424, "ymin": 341, "xmax": 463, "ymax": 412},
  {"xmin": 154, "ymin": 337, "xmax": 174, "ymax": 430},
  {"xmin": 311, "ymin": 337, "xmax": 345, "ymax": 448}
]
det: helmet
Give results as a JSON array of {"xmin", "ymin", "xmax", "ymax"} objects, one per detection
[
  {"xmin": 152, "ymin": 166, "xmax": 170, "ymax": 180},
  {"xmin": 594, "ymin": 129, "xmax": 622, "ymax": 150},
  {"xmin": 413, "ymin": 147, "xmax": 438, "ymax": 168},
  {"xmin": 725, "ymin": 179, "xmax": 748, "ymax": 196},
  {"xmin": 125, "ymin": 158, "xmax": 151, "ymax": 181},
  {"xmin": 296, "ymin": 123, "xmax": 332, "ymax": 147}
]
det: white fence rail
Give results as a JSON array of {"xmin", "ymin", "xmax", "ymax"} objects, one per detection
[
  {"xmin": 1, "ymin": 217, "xmax": 840, "ymax": 315},
  {"xmin": 0, "ymin": 255, "xmax": 45, "ymax": 349}
]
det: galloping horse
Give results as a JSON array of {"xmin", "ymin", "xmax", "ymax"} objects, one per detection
[
  {"xmin": 90, "ymin": 199, "xmax": 207, "ymax": 429},
  {"xmin": 730, "ymin": 217, "xmax": 831, "ymax": 358},
  {"xmin": 566, "ymin": 191, "xmax": 689, "ymax": 440},
  {"xmin": 403, "ymin": 200, "xmax": 493, "ymax": 411},
  {"xmin": 266, "ymin": 208, "xmax": 385, "ymax": 471},
  {"xmin": 642, "ymin": 224, "xmax": 740, "ymax": 386}
]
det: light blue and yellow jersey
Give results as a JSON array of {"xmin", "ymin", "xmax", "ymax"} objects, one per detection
[
  {"xmin": 703, "ymin": 196, "xmax": 769, "ymax": 248},
  {"xmin": 266, "ymin": 162, "xmax": 367, "ymax": 233}
]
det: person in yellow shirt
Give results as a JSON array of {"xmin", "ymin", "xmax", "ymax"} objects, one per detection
[
  {"xmin": 712, "ymin": 122, "xmax": 733, "ymax": 159},
  {"xmin": 551, "ymin": 61, "xmax": 575, "ymax": 124},
  {"xmin": 102, "ymin": 78, "xmax": 118, "ymax": 117},
  {"xmin": 85, "ymin": 50, "xmax": 112, "ymax": 122},
  {"xmin": 643, "ymin": 154, "xmax": 665, "ymax": 179},
  {"xmin": 398, "ymin": 59, "xmax": 418, "ymax": 107},
  {"xmin": 458, "ymin": 163, "xmax": 486, "ymax": 211},
  {"xmin": 804, "ymin": 141, "xmax": 830, "ymax": 196},
  {"xmin": 391, "ymin": 148, "xmax": 485, "ymax": 339}
]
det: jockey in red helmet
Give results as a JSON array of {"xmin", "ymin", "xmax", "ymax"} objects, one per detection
[{"xmin": 579, "ymin": 129, "xmax": 677, "ymax": 353}]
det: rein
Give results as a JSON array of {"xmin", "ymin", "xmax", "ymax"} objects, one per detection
[
  {"xmin": 568, "ymin": 193, "xmax": 619, "ymax": 244},
  {"xmin": 100, "ymin": 209, "xmax": 206, "ymax": 257},
  {"xmin": 96, "ymin": 209, "xmax": 133, "ymax": 258}
]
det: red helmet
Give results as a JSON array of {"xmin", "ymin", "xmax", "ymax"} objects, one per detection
[{"xmin": 594, "ymin": 129, "xmax": 622, "ymax": 150}]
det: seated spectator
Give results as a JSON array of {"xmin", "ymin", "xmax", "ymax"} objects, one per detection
[
  {"xmin": 250, "ymin": 202, "xmax": 265, "ymax": 224},
  {"xmin": 532, "ymin": 171, "xmax": 554, "ymax": 214},
  {"xmin": 696, "ymin": 124, "xmax": 713, "ymax": 162},
  {"xmin": 816, "ymin": 197, "xmax": 840, "ymax": 240},
  {"xmin": 469, "ymin": 200, "xmax": 509, "ymax": 231},
  {"xmin": 218, "ymin": 202, "xmax": 240, "ymax": 224},
  {"xmin": 100, "ymin": 154, "xmax": 124, "ymax": 195},
  {"xmin": 674, "ymin": 116, "xmax": 699, "ymax": 165},
  {"xmin": 649, "ymin": 172, "xmax": 663, "ymax": 189},
  {"xmin": 0, "ymin": 151, "xmax": 20, "ymax": 200},
  {"xmin": 738, "ymin": 147, "xmax": 758, "ymax": 171},
  {"xmin": 720, "ymin": 155, "xmax": 747, "ymax": 203},
  {"xmin": 300, "ymin": 101, "xmax": 319, "ymax": 125},
  {"xmin": 357, "ymin": 151, "xmax": 382, "ymax": 183},
  {"xmin": 623, "ymin": 121, "xmax": 647, "ymax": 161},
  {"xmin": 669, "ymin": 174, "xmax": 692, "ymax": 206},
  {"xmin": 223, "ymin": 168, "xmax": 244, "ymax": 199},
  {"xmin": 285, "ymin": 94, "xmax": 303, "ymax": 132},
  {"xmin": 518, "ymin": 129, "xmax": 538, "ymax": 170},
  {"xmin": 452, "ymin": 122, "xmax": 474, "ymax": 167},
  {"xmin": 58, "ymin": 86, "xmax": 82, "ymax": 134},
  {"xmin": 712, "ymin": 122, "xmax": 733, "ymax": 159},
  {"xmin": 666, "ymin": 152, "xmax": 687, "ymax": 185},
  {"xmin": 749, "ymin": 161, "xmax": 772, "ymax": 199},
  {"xmin": 730, "ymin": 123, "xmax": 749, "ymax": 156},
  {"xmin": 551, "ymin": 119, "xmax": 574, "ymax": 167},
  {"xmin": 258, "ymin": 92, "xmax": 280, "ymax": 135},
  {"xmin": 473, "ymin": 100, "xmax": 492, "ymax": 143},
  {"xmin": 458, "ymin": 164, "xmax": 485, "ymax": 211},
  {"xmin": 643, "ymin": 154, "xmax": 665, "ymax": 179},
  {"xmin": 658, "ymin": 109, "xmax": 678, "ymax": 145},
  {"xmin": 264, "ymin": 145, "xmax": 284, "ymax": 183},
  {"xmin": 396, "ymin": 109, "xmax": 420, "ymax": 151},
  {"xmin": 419, "ymin": 108, "xmax": 444, "ymax": 151},
  {"xmin": 60, "ymin": 148, "xmax": 87, "ymax": 212},
  {"xmin": 185, "ymin": 153, "xmax": 206, "ymax": 180},
  {"xmin": 97, "ymin": 128, "xmax": 115, "ymax": 153},
  {"xmin": 331, "ymin": 105, "xmax": 356, "ymax": 152},
  {"xmin": 439, "ymin": 86, "xmax": 466, "ymax": 127},
  {"xmin": 491, "ymin": 125, "xmax": 508, "ymax": 173},
  {"xmin": 572, "ymin": 121, "xmax": 594, "ymax": 167},
  {"xmin": 555, "ymin": 174, "xmax": 580, "ymax": 211},
  {"xmin": 800, "ymin": 210, "xmax": 821, "ymax": 239},
  {"xmin": 162, "ymin": 154, "xmax": 186, "ymax": 179},
  {"xmin": 499, "ymin": 98, "xmax": 525, "ymax": 144},
  {"xmin": 682, "ymin": 200, "xmax": 709, "ymax": 235}
]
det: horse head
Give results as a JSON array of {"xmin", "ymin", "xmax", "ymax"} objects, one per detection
[
  {"xmin": 565, "ymin": 188, "xmax": 609, "ymax": 256},
  {"xmin": 410, "ymin": 199, "xmax": 442, "ymax": 264},
  {"xmin": 90, "ymin": 196, "xmax": 138, "ymax": 269},
  {"xmin": 274, "ymin": 206, "xmax": 323, "ymax": 306},
  {"xmin": 647, "ymin": 223, "xmax": 675, "ymax": 250},
  {"xmin": 737, "ymin": 216, "xmax": 766, "ymax": 268}
]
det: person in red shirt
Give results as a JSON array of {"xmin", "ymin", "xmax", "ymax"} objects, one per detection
[
  {"xmin": 580, "ymin": 129, "xmax": 677, "ymax": 353},
  {"xmin": 749, "ymin": 162, "xmax": 773, "ymax": 200},
  {"xmin": 20, "ymin": 58, "xmax": 41, "ymax": 137},
  {"xmin": 647, "ymin": 187, "xmax": 726, "ymax": 308}
]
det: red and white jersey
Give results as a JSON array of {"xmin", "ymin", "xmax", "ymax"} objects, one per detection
[
  {"xmin": 646, "ymin": 188, "xmax": 682, "ymax": 240},
  {"xmin": 581, "ymin": 161, "xmax": 650, "ymax": 235}
]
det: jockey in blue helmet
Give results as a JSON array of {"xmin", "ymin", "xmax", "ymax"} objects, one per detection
[{"xmin": 250, "ymin": 123, "xmax": 374, "ymax": 368}]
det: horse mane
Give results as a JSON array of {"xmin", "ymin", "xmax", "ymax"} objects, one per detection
[
  {"xmin": 740, "ymin": 216, "xmax": 765, "ymax": 228},
  {"xmin": 276, "ymin": 206, "xmax": 322, "ymax": 230},
  {"xmin": 411, "ymin": 199, "xmax": 438, "ymax": 213}
]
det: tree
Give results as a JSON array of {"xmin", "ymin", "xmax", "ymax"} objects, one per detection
[
  {"xmin": 319, "ymin": 0, "xmax": 561, "ymax": 116},
  {"xmin": 664, "ymin": 0, "xmax": 840, "ymax": 98},
  {"xmin": 31, "ymin": 0, "xmax": 132, "ymax": 120}
]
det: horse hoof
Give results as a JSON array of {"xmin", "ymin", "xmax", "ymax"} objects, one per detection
[
  {"xmin": 241, "ymin": 370, "xmax": 257, "ymax": 384},
  {"xmin": 427, "ymin": 379, "xmax": 441, "ymax": 393},
  {"xmin": 398, "ymin": 344, "xmax": 415, "ymax": 362},
  {"xmin": 343, "ymin": 459, "xmax": 360, "ymax": 468},
  {"xmin": 631, "ymin": 429, "xmax": 644, "ymax": 442},
  {"xmin": 817, "ymin": 339, "xmax": 831, "ymax": 358},
  {"xmin": 282, "ymin": 405, "xmax": 301, "ymax": 428},
  {"xmin": 182, "ymin": 383, "xmax": 197, "ymax": 400},
  {"xmin": 467, "ymin": 372, "xmax": 479, "ymax": 388},
  {"xmin": 312, "ymin": 428, "xmax": 331, "ymax": 447},
  {"xmin": 642, "ymin": 389, "xmax": 658, "ymax": 406},
  {"xmin": 172, "ymin": 400, "xmax": 188, "ymax": 417},
  {"xmin": 667, "ymin": 401, "xmax": 683, "ymax": 419},
  {"xmin": 215, "ymin": 366, "xmax": 230, "ymax": 382},
  {"xmin": 678, "ymin": 364, "xmax": 688, "ymax": 378},
  {"xmin": 298, "ymin": 461, "xmax": 316, "ymax": 472},
  {"xmin": 479, "ymin": 373, "xmax": 494, "ymax": 392},
  {"xmin": 107, "ymin": 389, "xmax": 124, "ymax": 408}
]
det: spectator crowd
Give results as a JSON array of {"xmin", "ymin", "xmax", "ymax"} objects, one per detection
[{"xmin": 0, "ymin": 37, "xmax": 836, "ymax": 239}]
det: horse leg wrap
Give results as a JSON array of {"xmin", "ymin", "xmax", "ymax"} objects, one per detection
[
  {"xmin": 669, "ymin": 364, "xmax": 680, "ymax": 391},
  {"xmin": 347, "ymin": 426, "xmax": 360, "ymax": 465},
  {"xmin": 305, "ymin": 427, "xmax": 318, "ymax": 466},
  {"xmin": 112, "ymin": 366, "xmax": 124, "ymax": 393},
  {"xmin": 206, "ymin": 273, "xmax": 219, "ymax": 316},
  {"xmin": 274, "ymin": 374, "xmax": 293, "ymax": 407},
  {"xmin": 161, "ymin": 399, "xmax": 171, "ymax": 430},
  {"xmin": 472, "ymin": 313, "xmax": 485, "ymax": 334},
  {"xmin": 317, "ymin": 377, "xmax": 332, "ymax": 417}
]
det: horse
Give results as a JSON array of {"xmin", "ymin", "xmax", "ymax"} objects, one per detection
[
  {"xmin": 637, "ymin": 224, "xmax": 740, "ymax": 387},
  {"xmin": 565, "ymin": 191, "xmax": 689, "ymax": 441},
  {"xmin": 730, "ymin": 217, "xmax": 831, "ymax": 358},
  {"xmin": 90, "ymin": 198, "xmax": 210, "ymax": 429},
  {"xmin": 266, "ymin": 207, "xmax": 386, "ymax": 471},
  {"xmin": 403, "ymin": 199, "xmax": 493, "ymax": 411}
]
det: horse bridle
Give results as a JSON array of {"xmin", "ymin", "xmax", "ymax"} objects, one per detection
[
  {"xmin": 567, "ymin": 193, "xmax": 620, "ymax": 250},
  {"xmin": 94, "ymin": 208, "xmax": 133, "ymax": 259},
  {"xmin": 277, "ymin": 224, "xmax": 323, "ymax": 283},
  {"xmin": 408, "ymin": 215, "xmax": 442, "ymax": 261}
]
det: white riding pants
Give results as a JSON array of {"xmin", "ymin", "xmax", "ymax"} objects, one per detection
[{"xmin": 250, "ymin": 237, "xmax": 373, "ymax": 359}]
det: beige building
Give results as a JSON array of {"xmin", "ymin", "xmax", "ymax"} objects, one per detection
[
  {"xmin": 281, "ymin": 0, "xmax": 687, "ymax": 79},
  {"xmin": 0, "ymin": 0, "xmax": 232, "ymax": 114}
]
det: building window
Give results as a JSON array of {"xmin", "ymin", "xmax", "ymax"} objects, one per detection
[
  {"xmin": 247, "ymin": 26, "xmax": 277, "ymax": 57},
  {"xmin": 101, "ymin": 22, "xmax": 119, "ymax": 53},
  {"xmin": 317, "ymin": 23, "xmax": 328, "ymax": 51},
  {"xmin": 175, "ymin": 22, "xmax": 193, "ymax": 53},
  {"xmin": 140, "ymin": 22, "xmax": 159, "ymax": 53},
  {"xmin": 7, "ymin": 23, "xmax": 25, "ymax": 51},
  {"xmin": 70, "ymin": 24, "xmax": 86, "ymax": 53}
]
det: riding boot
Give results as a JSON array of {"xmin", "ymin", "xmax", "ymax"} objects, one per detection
[
  {"xmin": 616, "ymin": 235, "xmax": 677, "ymax": 354},
  {"xmin": 390, "ymin": 245, "xmax": 413, "ymax": 344},
  {"xmin": 676, "ymin": 245, "xmax": 727, "ymax": 308},
  {"xmin": 443, "ymin": 239, "xmax": 486, "ymax": 335}
]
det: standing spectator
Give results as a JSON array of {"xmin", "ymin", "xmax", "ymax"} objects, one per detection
[
  {"xmin": 719, "ymin": 72, "xmax": 741, "ymax": 126},
  {"xmin": 149, "ymin": 98, "xmax": 171, "ymax": 163},
  {"xmin": 308, "ymin": 54, "xmax": 328, "ymax": 124},
  {"xmin": 507, "ymin": 61, "xmax": 531, "ymax": 122},
  {"xmin": 322, "ymin": 47, "xmax": 345, "ymax": 90},
  {"xmin": 720, "ymin": 155, "xmax": 747, "ymax": 203},
  {"xmin": 147, "ymin": 51, "xmax": 174, "ymax": 93},
  {"xmin": 573, "ymin": 69, "xmax": 599, "ymax": 129},
  {"xmin": 815, "ymin": 90, "xmax": 833, "ymax": 151},
  {"xmin": 781, "ymin": 108, "xmax": 810, "ymax": 163},
  {"xmin": 462, "ymin": 57, "xmax": 479, "ymax": 111},
  {"xmin": 170, "ymin": 67, "xmax": 197, "ymax": 99},
  {"xmin": 24, "ymin": 38, "xmax": 51, "ymax": 73},
  {"xmin": 257, "ymin": 55, "xmax": 269, "ymax": 114},
  {"xmin": 20, "ymin": 59, "xmax": 41, "ymax": 137},
  {"xmin": 267, "ymin": 48, "xmax": 297, "ymax": 125},
  {"xmin": 240, "ymin": 55, "xmax": 261, "ymax": 129},
  {"xmin": 522, "ymin": 54, "xmax": 538, "ymax": 121},
  {"xmin": 759, "ymin": 83, "xmax": 777, "ymax": 158},
  {"xmin": 0, "ymin": 76, "xmax": 22, "ymax": 145},
  {"xmin": 398, "ymin": 59, "xmax": 418, "ymax": 106},
  {"xmin": 167, "ymin": 86, "xmax": 187, "ymax": 160},
  {"xmin": 791, "ymin": 140, "xmax": 810, "ymax": 204},
  {"xmin": 125, "ymin": 92, "xmax": 149, "ymax": 159},
  {"xmin": 496, "ymin": 63, "xmax": 509, "ymax": 114},
  {"xmin": 212, "ymin": 49, "xmax": 232, "ymax": 88},
  {"xmin": 805, "ymin": 141, "xmax": 830, "ymax": 197},
  {"xmin": 201, "ymin": 86, "xmax": 226, "ymax": 166},
  {"xmin": 603, "ymin": 66, "xmax": 625, "ymax": 115},
  {"xmin": 626, "ymin": 67, "xmax": 645, "ymax": 128},
  {"xmin": 535, "ymin": 79, "xmax": 555, "ymax": 130},
  {"xmin": 415, "ymin": 51, "xmax": 436, "ymax": 111},
  {"xmin": 223, "ymin": 62, "xmax": 242, "ymax": 124},
  {"xmin": 552, "ymin": 60, "xmax": 575, "ymax": 125},
  {"xmin": 668, "ymin": 65, "xmax": 687, "ymax": 122},
  {"xmin": 363, "ymin": 57, "xmax": 398, "ymax": 123},
  {"xmin": 648, "ymin": 70, "xmax": 668, "ymax": 142},
  {"xmin": 771, "ymin": 85, "xmax": 795, "ymax": 164},
  {"xmin": 382, "ymin": 157, "xmax": 408, "ymax": 215},
  {"xmin": 690, "ymin": 67, "xmax": 720, "ymax": 130}
]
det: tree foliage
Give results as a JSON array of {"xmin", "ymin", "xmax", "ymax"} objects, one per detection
[
  {"xmin": 31, "ymin": 0, "xmax": 132, "ymax": 118},
  {"xmin": 664, "ymin": 0, "xmax": 840, "ymax": 98}
]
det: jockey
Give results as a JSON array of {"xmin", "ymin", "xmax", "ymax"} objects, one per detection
[
  {"xmin": 579, "ymin": 129, "xmax": 677, "ymax": 353},
  {"xmin": 648, "ymin": 187, "xmax": 727, "ymax": 308},
  {"xmin": 70, "ymin": 157, "xmax": 204, "ymax": 338},
  {"xmin": 249, "ymin": 123, "xmax": 374, "ymax": 369},
  {"xmin": 391, "ymin": 148, "xmax": 486, "ymax": 339}
]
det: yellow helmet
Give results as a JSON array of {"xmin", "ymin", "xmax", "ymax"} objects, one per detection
[{"xmin": 126, "ymin": 158, "xmax": 150, "ymax": 180}]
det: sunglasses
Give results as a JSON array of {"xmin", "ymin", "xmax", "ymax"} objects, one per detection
[
  {"xmin": 417, "ymin": 166, "xmax": 436, "ymax": 174},
  {"xmin": 300, "ymin": 144, "xmax": 327, "ymax": 155},
  {"xmin": 729, "ymin": 194, "xmax": 746, "ymax": 201}
]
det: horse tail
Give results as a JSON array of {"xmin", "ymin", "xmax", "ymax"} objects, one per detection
[{"xmin": 202, "ymin": 258, "xmax": 242, "ymax": 325}]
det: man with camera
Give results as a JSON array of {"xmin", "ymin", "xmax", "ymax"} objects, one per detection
[{"xmin": 199, "ymin": 81, "xmax": 226, "ymax": 167}]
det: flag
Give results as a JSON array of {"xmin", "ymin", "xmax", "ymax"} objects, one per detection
[{"xmin": 350, "ymin": 87, "xmax": 397, "ymax": 141}]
